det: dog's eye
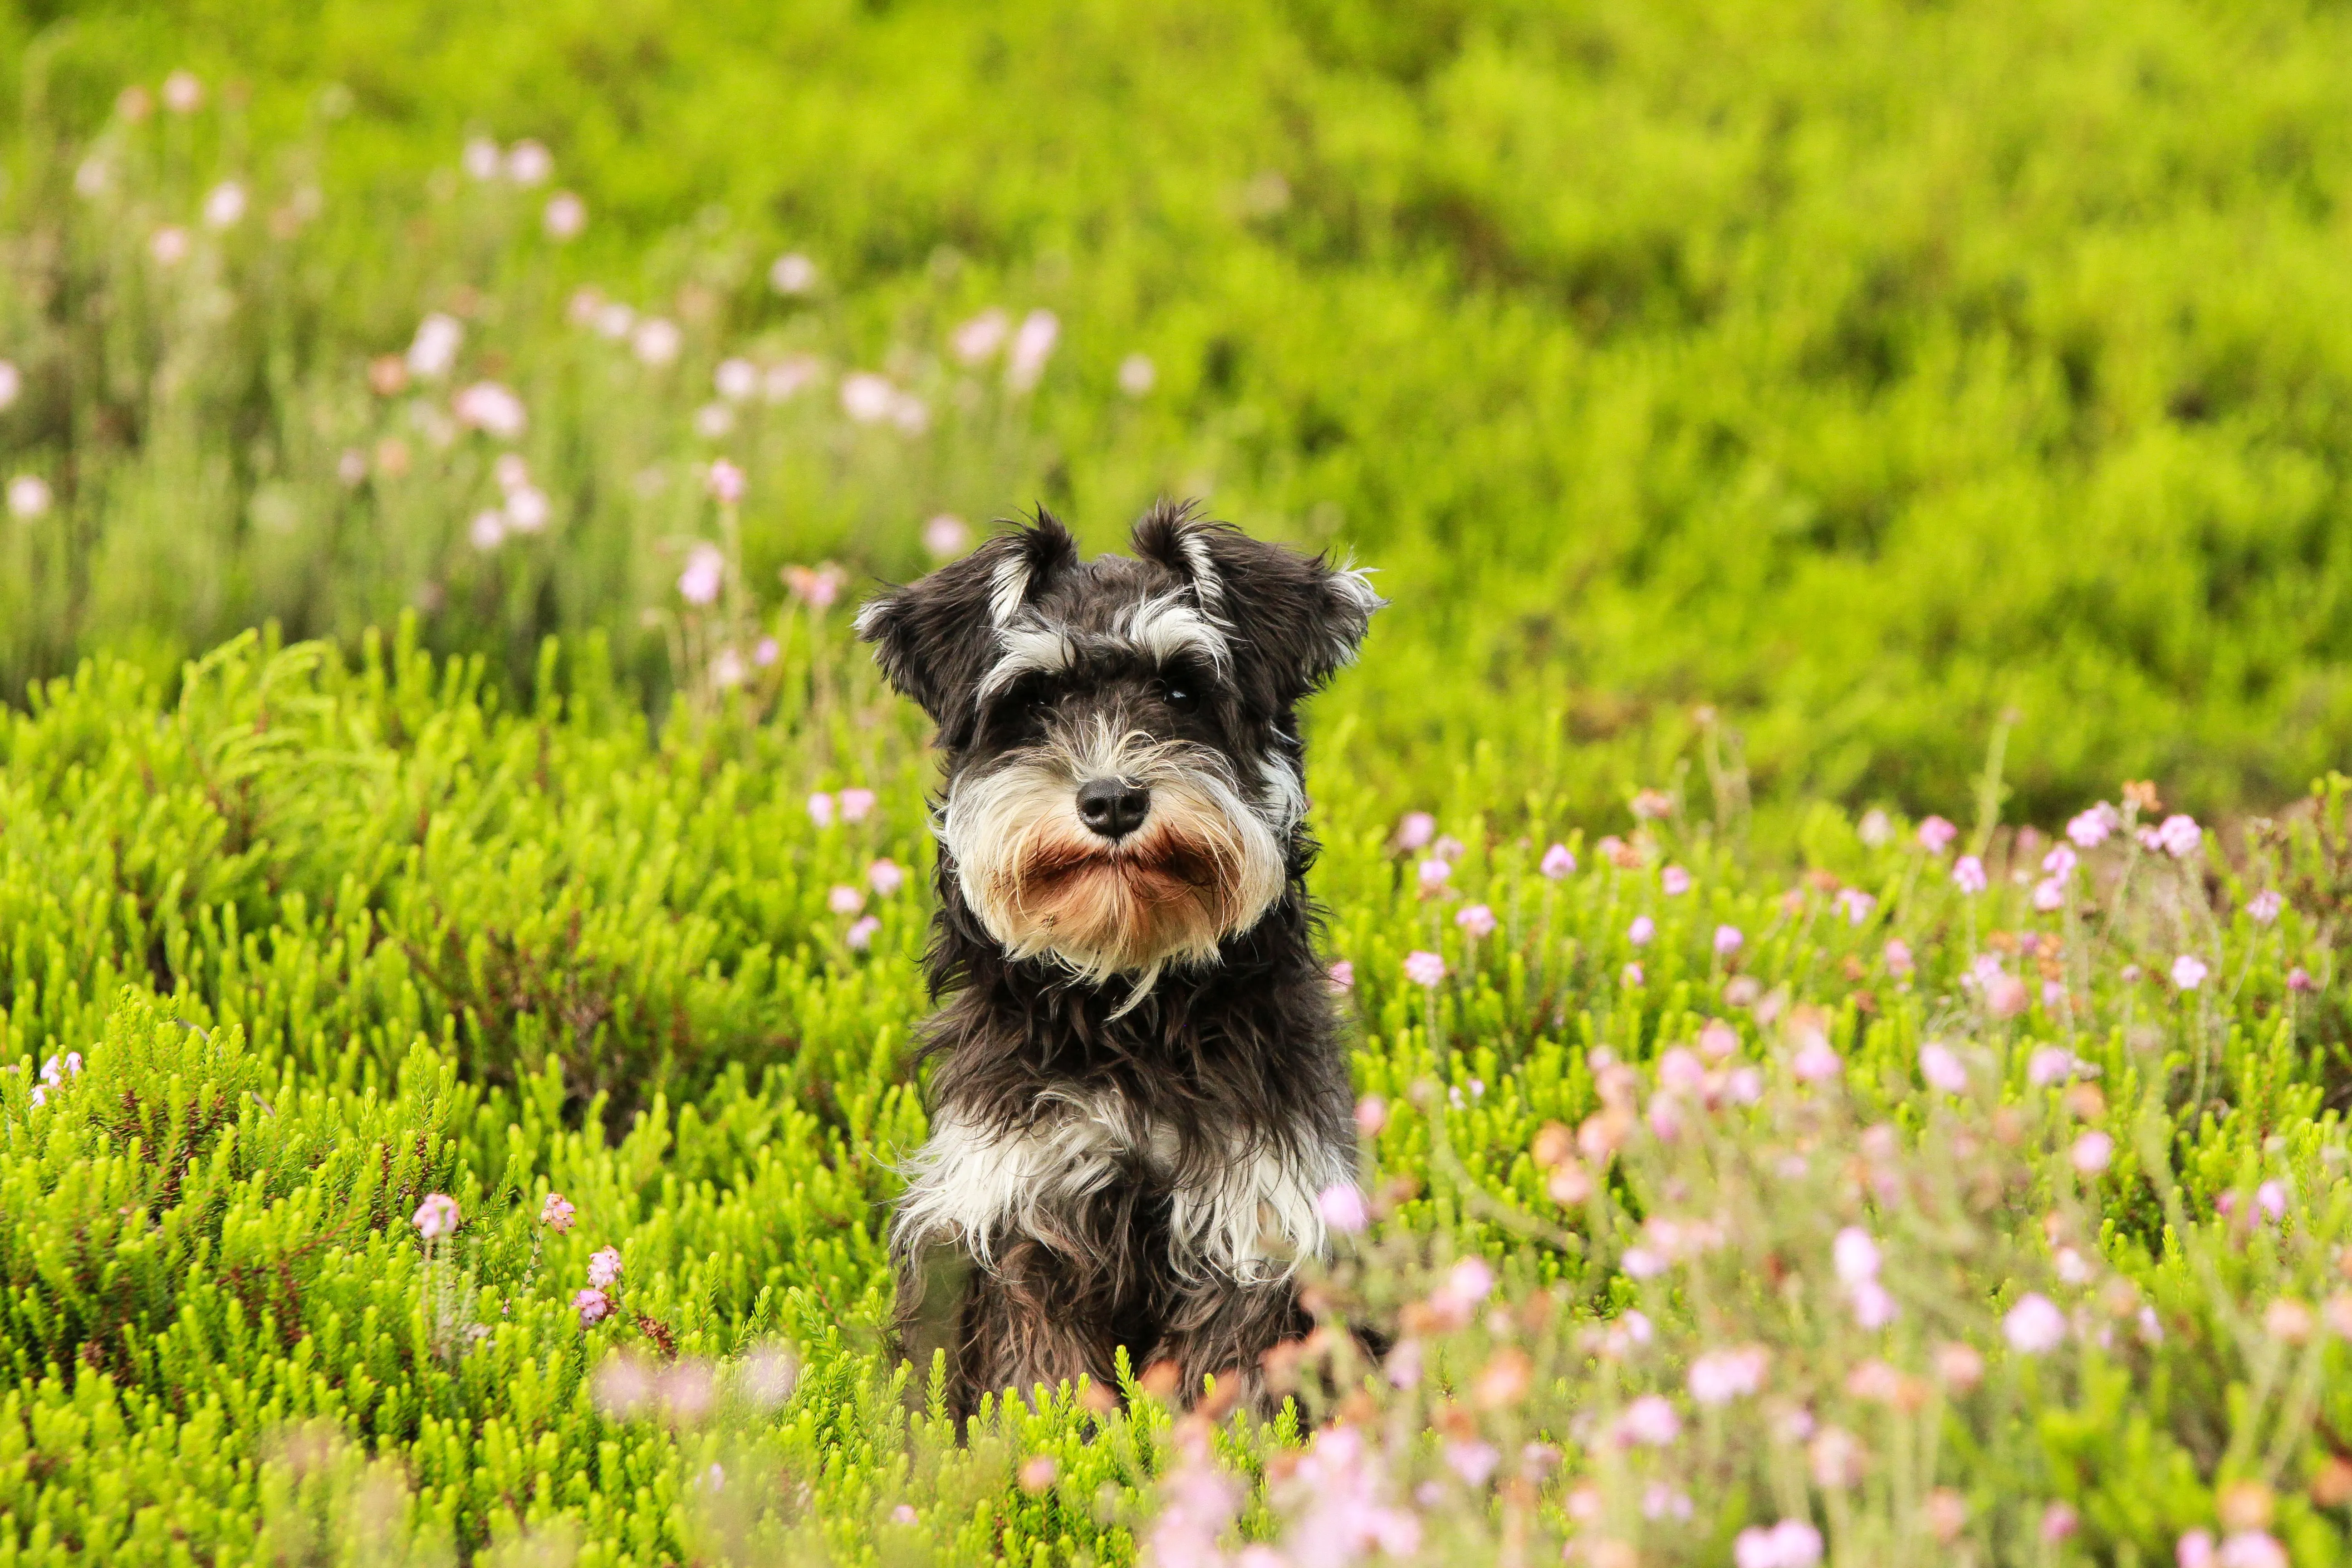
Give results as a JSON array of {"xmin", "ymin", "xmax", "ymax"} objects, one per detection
[{"xmin": 1162, "ymin": 682, "xmax": 1199, "ymax": 714}]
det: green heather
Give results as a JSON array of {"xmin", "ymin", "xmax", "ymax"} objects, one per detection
[{"xmin": 0, "ymin": 1, "xmax": 2351, "ymax": 1563}]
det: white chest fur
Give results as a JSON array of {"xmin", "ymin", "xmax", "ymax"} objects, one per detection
[{"xmin": 892, "ymin": 1090, "xmax": 1351, "ymax": 1287}]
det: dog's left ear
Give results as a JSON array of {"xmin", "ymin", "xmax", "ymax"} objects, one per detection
[
  {"xmin": 856, "ymin": 513, "xmax": 1082, "ymax": 745},
  {"xmin": 1131, "ymin": 500, "xmax": 1384, "ymax": 712}
]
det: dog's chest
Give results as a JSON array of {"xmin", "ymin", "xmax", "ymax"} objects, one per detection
[{"xmin": 894, "ymin": 1091, "xmax": 1348, "ymax": 1285}]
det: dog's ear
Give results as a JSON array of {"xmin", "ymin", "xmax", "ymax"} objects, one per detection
[
  {"xmin": 857, "ymin": 513, "xmax": 1082, "ymax": 741},
  {"xmin": 1131, "ymin": 500, "xmax": 1383, "ymax": 712}
]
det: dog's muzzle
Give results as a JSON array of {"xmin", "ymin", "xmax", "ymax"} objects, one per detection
[{"xmin": 1075, "ymin": 778, "xmax": 1152, "ymax": 842}]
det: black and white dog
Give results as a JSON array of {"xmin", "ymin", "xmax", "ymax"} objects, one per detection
[{"xmin": 856, "ymin": 501, "xmax": 1382, "ymax": 1414}]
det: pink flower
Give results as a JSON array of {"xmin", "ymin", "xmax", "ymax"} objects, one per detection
[
  {"xmin": 504, "ymin": 139, "xmax": 553, "ymax": 184},
  {"xmin": 2042, "ymin": 1503, "xmax": 2079, "ymax": 1543},
  {"xmin": 1737, "ymin": 1520, "xmax": 1824, "ymax": 1568},
  {"xmin": 2156, "ymin": 813, "xmax": 2203, "ymax": 858},
  {"xmin": 1353, "ymin": 1094, "xmax": 1386, "ymax": 1133},
  {"xmin": 828, "ymin": 884, "xmax": 866, "ymax": 916},
  {"xmin": 631, "ymin": 318, "xmax": 682, "ymax": 366},
  {"xmin": 1622, "ymin": 961, "xmax": 1645, "ymax": 987},
  {"xmin": 202, "ymin": 180, "xmax": 247, "ymax": 228},
  {"xmin": 807, "ymin": 792, "xmax": 836, "ymax": 828},
  {"xmin": 1455, "ymin": 903, "xmax": 1496, "ymax": 937},
  {"xmin": 1917, "ymin": 816, "xmax": 1960, "ymax": 853},
  {"xmin": 1614, "ymin": 1394, "xmax": 1681, "ymax": 1447},
  {"xmin": 1317, "ymin": 1182, "xmax": 1369, "ymax": 1234},
  {"xmin": 1117, "ymin": 353, "xmax": 1156, "ymax": 396},
  {"xmin": 1833, "ymin": 1228, "xmax": 1881, "ymax": 1284},
  {"xmin": 1919, "ymin": 1042, "xmax": 1967, "ymax": 1093},
  {"xmin": 2171, "ymin": 954, "xmax": 2209, "ymax": 990},
  {"xmin": 2068, "ymin": 803, "xmax": 2119, "ymax": 847},
  {"xmin": 1627, "ymin": 915, "xmax": 1655, "ymax": 946},
  {"xmin": 1328, "ymin": 960, "xmax": 1355, "ymax": 993},
  {"xmin": 573, "ymin": 1288, "xmax": 611, "ymax": 1327},
  {"xmin": 412, "ymin": 1193, "xmax": 461, "ymax": 1239},
  {"xmin": 2028, "ymin": 1047, "xmax": 2083, "ymax": 1086},
  {"xmin": 587, "ymin": 1247, "xmax": 623, "ymax": 1289},
  {"xmin": 951, "ymin": 308, "xmax": 1009, "ymax": 363},
  {"xmin": 1540, "ymin": 842, "xmax": 1576, "ymax": 878},
  {"xmin": 2003, "ymin": 1293, "xmax": 2067, "ymax": 1353},
  {"xmin": 454, "ymin": 381, "xmax": 527, "ymax": 440},
  {"xmin": 504, "ymin": 486, "xmax": 550, "ymax": 534},
  {"xmin": 539, "ymin": 1192, "xmax": 577, "ymax": 1232},
  {"xmin": 2043, "ymin": 844, "xmax": 2078, "ymax": 879},
  {"xmin": 2218, "ymin": 1533, "xmax": 2287, "ymax": 1568},
  {"xmin": 2177, "ymin": 1531, "xmax": 2216, "ymax": 1568},
  {"xmin": 922, "ymin": 514, "xmax": 970, "ymax": 559},
  {"xmin": 1792, "ymin": 1038, "xmax": 1842, "ymax": 1083},
  {"xmin": 867, "ymin": 858, "xmax": 905, "ymax": 896},
  {"xmin": 1622, "ymin": 1246, "xmax": 1667, "ymax": 1279},
  {"xmin": 469, "ymin": 510, "xmax": 507, "ymax": 551},
  {"xmin": 543, "ymin": 191, "xmax": 587, "ymax": 240},
  {"xmin": 840, "ymin": 372, "xmax": 895, "ymax": 422},
  {"xmin": 1396, "ymin": 811, "xmax": 1437, "ymax": 850},
  {"xmin": 1662, "ymin": 866, "xmax": 1692, "ymax": 896},
  {"xmin": 678, "ymin": 544, "xmax": 724, "ymax": 605},
  {"xmin": 1837, "ymin": 888, "xmax": 1876, "ymax": 926},
  {"xmin": 1849, "ymin": 1279, "xmax": 1898, "ymax": 1329},
  {"xmin": 1984, "ymin": 973, "xmax": 2029, "ymax": 1018},
  {"xmin": 1403, "ymin": 950, "xmax": 1446, "ymax": 987},
  {"xmin": 2256, "ymin": 1180, "xmax": 2288, "ymax": 1221},
  {"xmin": 2071, "ymin": 1131, "xmax": 2113, "ymax": 1174},
  {"xmin": 1728, "ymin": 1065, "xmax": 1764, "ymax": 1103},
  {"xmin": 845, "ymin": 916, "xmax": 880, "ymax": 951},
  {"xmin": 1416, "ymin": 858, "xmax": 1451, "ymax": 891},
  {"xmin": 839, "ymin": 787, "xmax": 877, "ymax": 822},
  {"xmin": 2032, "ymin": 878, "xmax": 2066, "ymax": 912},
  {"xmin": 769, "ymin": 252, "xmax": 817, "ymax": 294},
  {"xmin": 162, "ymin": 69, "xmax": 203, "ymax": 114},
  {"xmin": 1714, "ymin": 924, "xmax": 1745, "ymax": 956},
  {"xmin": 2288, "ymin": 967, "xmax": 2315, "ymax": 991},
  {"xmin": 1952, "ymin": 855, "xmax": 1988, "ymax": 894},
  {"xmin": 1687, "ymin": 1345, "xmax": 1768, "ymax": 1404},
  {"xmin": 706, "ymin": 459, "xmax": 745, "ymax": 505},
  {"xmin": 1631, "ymin": 789, "xmax": 1673, "ymax": 821},
  {"xmin": 2247, "ymin": 889, "xmax": 2284, "ymax": 925},
  {"xmin": 1006, "ymin": 309, "xmax": 1060, "ymax": 391},
  {"xmin": 5, "ymin": 475, "xmax": 49, "ymax": 519}
]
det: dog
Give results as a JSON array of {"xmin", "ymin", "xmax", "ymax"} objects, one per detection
[{"xmin": 856, "ymin": 500, "xmax": 1382, "ymax": 1416}]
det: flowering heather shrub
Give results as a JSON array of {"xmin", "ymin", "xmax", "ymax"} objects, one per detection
[{"xmin": 0, "ymin": 634, "xmax": 2346, "ymax": 1562}]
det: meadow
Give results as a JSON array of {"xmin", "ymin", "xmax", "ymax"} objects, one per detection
[{"xmin": 3, "ymin": 1, "xmax": 2352, "ymax": 1563}]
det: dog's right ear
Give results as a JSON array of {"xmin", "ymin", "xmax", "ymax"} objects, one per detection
[{"xmin": 856, "ymin": 514, "xmax": 1081, "ymax": 743}]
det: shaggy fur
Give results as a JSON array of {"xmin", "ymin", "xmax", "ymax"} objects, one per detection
[{"xmin": 858, "ymin": 500, "xmax": 1382, "ymax": 1415}]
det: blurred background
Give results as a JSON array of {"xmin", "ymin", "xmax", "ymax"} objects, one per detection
[{"xmin": 4, "ymin": 0, "xmax": 2351, "ymax": 843}]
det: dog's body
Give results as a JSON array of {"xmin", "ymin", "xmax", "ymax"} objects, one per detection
[{"xmin": 857, "ymin": 503, "xmax": 1380, "ymax": 1413}]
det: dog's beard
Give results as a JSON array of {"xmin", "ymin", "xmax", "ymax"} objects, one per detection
[{"xmin": 942, "ymin": 719, "xmax": 1286, "ymax": 993}]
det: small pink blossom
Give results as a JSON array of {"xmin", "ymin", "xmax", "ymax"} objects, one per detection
[
  {"xmin": 2068, "ymin": 802, "xmax": 2119, "ymax": 847},
  {"xmin": 1833, "ymin": 1228, "xmax": 1881, "ymax": 1284},
  {"xmin": 1984, "ymin": 973, "xmax": 2029, "ymax": 1018},
  {"xmin": 539, "ymin": 1192, "xmax": 576, "ymax": 1232},
  {"xmin": 1631, "ymin": 789, "xmax": 1673, "ymax": 821},
  {"xmin": 951, "ymin": 308, "xmax": 1009, "ymax": 363},
  {"xmin": 1662, "ymin": 865, "xmax": 1692, "ymax": 896},
  {"xmin": 1403, "ymin": 950, "xmax": 1446, "ymax": 987},
  {"xmin": 2288, "ymin": 967, "xmax": 2315, "ymax": 991},
  {"xmin": 845, "ymin": 916, "xmax": 880, "ymax": 951},
  {"xmin": 1444, "ymin": 1440, "xmax": 1500, "ymax": 1487},
  {"xmin": 922, "ymin": 514, "xmax": 970, "ymax": 558},
  {"xmin": 1687, "ymin": 1345, "xmax": 1769, "ymax": 1404},
  {"xmin": 807, "ymin": 792, "xmax": 835, "ymax": 828},
  {"xmin": 2176, "ymin": 1531, "xmax": 2216, "ymax": 1568},
  {"xmin": 867, "ymin": 858, "xmax": 906, "ymax": 896},
  {"xmin": 2247, "ymin": 889, "xmax": 2284, "ymax": 925},
  {"xmin": 1792, "ymin": 1039, "xmax": 1842, "ymax": 1083},
  {"xmin": 2042, "ymin": 1503, "xmax": 2080, "ymax": 1543},
  {"xmin": 2031, "ymin": 877, "xmax": 2066, "ymax": 912},
  {"xmin": 677, "ymin": 543, "xmax": 724, "ymax": 605},
  {"xmin": 1416, "ymin": 858, "xmax": 1451, "ymax": 891},
  {"xmin": 1737, "ymin": 1520, "xmax": 1824, "ymax": 1568},
  {"xmin": 1328, "ymin": 960, "xmax": 1355, "ymax": 994},
  {"xmin": 1316, "ymin": 1182, "xmax": 1369, "ymax": 1234},
  {"xmin": 1714, "ymin": 924, "xmax": 1745, "ymax": 956},
  {"xmin": 828, "ymin": 884, "xmax": 866, "ymax": 916},
  {"xmin": 1882, "ymin": 937, "xmax": 1914, "ymax": 977},
  {"xmin": 1396, "ymin": 811, "xmax": 1437, "ymax": 850},
  {"xmin": 2156, "ymin": 813, "xmax": 2203, "ymax": 858},
  {"xmin": 1353, "ymin": 1094, "xmax": 1385, "ymax": 1133},
  {"xmin": 1919, "ymin": 1042, "xmax": 1968, "ymax": 1093},
  {"xmin": 1117, "ymin": 353, "xmax": 1156, "ymax": 396},
  {"xmin": 1917, "ymin": 815, "xmax": 1959, "ymax": 853},
  {"xmin": 1952, "ymin": 855, "xmax": 1988, "ymax": 894},
  {"xmin": 1837, "ymin": 888, "xmax": 1876, "ymax": 926},
  {"xmin": 2004, "ymin": 1293, "xmax": 2067, "ymax": 1353},
  {"xmin": 2042, "ymin": 844, "xmax": 2078, "ymax": 879},
  {"xmin": 1455, "ymin": 903, "xmax": 1496, "ymax": 937},
  {"xmin": 1849, "ymin": 1279, "xmax": 1898, "ymax": 1329},
  {"xmin": 2256, "ymin": 1180, "xmax": 2288, "ymax": 1221},
  {"xmin": 705, "ymin": 459, "xmax": 745, "ymax": 505},
  {"xmin": 412, "ymin": 1193, "xmax": 461, "ymax": 1239},
  {"xmin": 573, "ymin": 1288, "xmax": 611, "ymax": 1327},
  {"xmin": 2071, "ymin": 1131, "xmax": 2113, "ymax": 1174},
  {"xmin": 2217, "ymin": 1535, "xmax": 2287, "ymax": 1568},
  {"xmin": 2028, "ymin": 1046, "xmax": 2085, "ymax": 1086},
  {"xmin": 587, "ymin": 1247, "xmax": 623, "ymax": 1289},
  {"xmin": 631, "ymin": 318, "xmax": 682, "ymax": 367},
  {"xmin": 453, "ymin": 381, "xmax": 527, "ymax": 440},
  {"xmin": 1627, "ymin": 915, "xmax": 1655, "ymax": 946},
  {"xmin": 1614, "ymin": 1394, "xmax": 1681, "ymax": 1447},
  {"xmin": 1006, "ymin": 309, "xmax": 1060, "ymax": 391},
  {"xmin": 1622, "ymin": 961, "xmax": 1645, "ymax": 987},
  {"xmin": 543, "ymin": 191, "xmax": 587, "ymax": 240},
  {"xmin": 839, "ymin": 787, "xmax": 877, "ymax": 823},
  {"xmin": 1539, "ymin": 842, "xmax": 1576, "ymax": 878},
  {"xmin": 2171, "ymin": 954, "xmax": 2209, "ymax": 990},
  {"xmin": 769, "ymin": 252, "xmax": 817, "ymax": 294}
]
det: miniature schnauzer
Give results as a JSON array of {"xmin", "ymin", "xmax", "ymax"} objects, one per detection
[{"xmin": 857, "ymin": 500, "xmax": 1382, "ymax": 1414}]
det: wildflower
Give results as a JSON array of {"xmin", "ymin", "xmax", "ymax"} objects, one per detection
[
  {"xmin": 2156, "ymin": 813, "xmax": 2203, "ymax": 858},
  {"xmin": 866, "ymin": 859, "xmax": 906, "ymax": 897},
  {"xmin": 1396, "ymin": 811, "xmax": 1437, "ymax": 849},
  {"xmin": 2177, "ymin": 1532, "xmax": 2217, "ymax": 1568},
  {"xmin": 1627, "ymin": 915, "xmax": 1655, "ymax": 947},
  {"xmin": 1117, "ymin": 353, "xmax": 1156, "ymax": 396},
  {"xmin": 951, "ymin": 309, "xmax": 1009, "ymax": 363},
  {"xmin": 1662, "ymin": 865, "xmax": 1692, "ymax": 896},
  {"xmin": 407, "ymin": 313, "xmax": 464, "ymax": 379},
  {"xmin": 1018, "ymin": 1455, "xmax": 1058, "ymax": 1494},
  {"xmin": 1539, "ymin": 842, "xmax": 1576, "ymax": 877},
  {"xmin": 1919, "ymin": 1042, "xmax": 1967, "ymax": 1093},
  {"xmin": 1316, "ymin": 1182, "xmax": 1369, "ymax": 1234},
  {"xmin": 1837, "ymin": 888, "xmax": 1875, "ymax": 926},
  {"xmin": 1455, "ymin": 903, "xmax": 1496, "ymax": 937},
  {"xmin": 1622, "ymin": 962, "xmax": 1645, "ymax": 987},
  {"xmin": 1687, "ymin": 1345, "xmax": 1768, "ymax": 1404},
  {"xmin": 543, "ymin": 191, "xmax": 587, "ymax": 240},
  {"xmin": 1006, "ymin": 309, "xmax": 1059, "ymax": 391},
  {"xmin": 1622, "ymin": 1246, "xmax": 1667, "ymax": 1279},
  {"xmin": 1984, "ymin": 972, "xmax": 2029, "ymax": 1018},
  {"xmin": 1328, "ymin": 960, "xmax": 1355, "ymax": 994},
  {"xmin": 1403, "ymin": 950, "xmax": 1446, "ymax": 987},
  {"xmin": 539, "ymin": 1192, "xmax": 577, "ymax": 1232},
  {"xmin": 769, "ymin": 252, "xmax": 817, "ymax": 294},
  {"xmin": 887, "ymin": 391, "xmax": 930, "ymax": 433},
  {"xmin": 2246, "ymin": 889, "xmax": 2283, "ymax": 924},
  {"xmin": 0, "ymin": 360, "xmax": 19, "ymax": 410},
  {"xmin": 1833, "ymin": 1228, "xmax": 1881, "ymax": 1284},
  {"xmin": 784, "ymin": 564, "xmax": 848, "ymax": 608},
  {"xmin": 2003, "ymin": 1293, "xmax": 2067, "ymax": 1353},
  {"xmin": 632, "ymin": 318, "xmax": 682, "ymax": 366},
  {"xmin": 1932, "ymin": 1341, "xmax": 1984, "ymax": 1390},
  {"xmin": 1353, "ymin": 1094, "xmax": 1385, "ymax": 1133},
  {"xmin": 1849, "ymin": 1279, "xmax": 1898, "ymax": 1329},
  {"xmin": 162, "ymin": 69, "xmax": 204, "ymax": 113},
  {"xmin": 923, "ymin": 514, "xmax": 970, "ymax": 558},
  {"xmin": 2071, "ymin": 1131, "xmax": 2113, "ymax": 1174},
  {"xmin": 840, "ymin": 372, "xmax": 895, "ymax": 423},
  {"xmin": 2171, "ymin": 954, "xmax": 2209, "ymax": 990},
  {"xmin": 1791, "ymin": 1037, "xmax": 1842, "ymax": 1083},
  {"xmin": 453, "ymin": 382, "xmax": 527, "ymax": 440},
  {"xmin": 763, "ymin": 354, "xmax": 818, "ymax": 400},
  {"xmin": 593, "ymin": 301, "xmax": 635, "ymax": 339},
  {"xmin": 1727, "ymin": 1066, "xmax": 1764, "ymax": 1102},
  {"xmin": 461, "ymin": 137, "xmax": 501, "ymax": 179},
  {"xmin": 1807, "ymin": 1427, "xmax": 1865, "ymax": 1489},
  {"xmin": 7, "ymin": 475, "xmax": 53, "ymax": 519},
  {"xmin": 2288, "ymin": 967, "xmax": 2315, "ymax": 991},
  {"xmin": 807, "ymin": 792, "xmax": 836, "ymax": 828},
  {"xmin": 573, "ymin": 1288, "xmax": 611, "ymax": 1326},
  {"xmin": 677, "ymin": 544, "xmax": 724, "ymax": 606},
  {"xmin": 1858, "ymin": 807, "xmax": 1892, "ymax": 845},
  {"xmin": 1631, "ymin": 788, "xmax": 1673, "ymax": 820},
  {"xmin": 2028, "ymin": 1046, "xmax": 2084, "ymax": 1086},
  {"xmin": 705, "ymin": 459, "xmax": 745, "ymax": 505},
  {"xmin": 2255, "ymin": 1180, "xmax": 2288, "ymax": 1221},
  {"xmin": 587, "ymin": 1247, "xmax": 622, "ymax": 1289},
  {"xmin": 1615, "ymin": 1394, "xmax": 1681, "ymax": 1447},
  {"xmin": 40, "ymin": 1053, "xmax": 81, "ymax": 1084},
  {"xmin": 1953, "ymin": 855, "xmax": 1988, "ymax": 893},
  {"xmin": 2263, "ymin": 1298, "xmax": 2313, "ymax": 1343},
  {"xmin": 1735, "ymin": 1520, "xmax": 1824, "ymax": 1568},
  {"xmin": 828, "ymin": 884, "xmax": 866, "ymax": 916},
  {"xmin": 750, "ymin": 637, "xmax": 779, "ymax": 669},
  {"xmin": 1917, "ymin": 815, "xmax": 1959, "ymax": 853},
  {"xmin": 147, "ymin": 224, "xmax": 191, "ymax": 266},
  {"xmin": 469, "ymin": 510, "xmax": 507, "ymax": 551},
  {"xmin": 845, "ymin": 916, "xmax": 880, "ymax": 951},
  {"xmin": 412, "ymin": 1194, "xmax": 461, "ymax": 1239},
  {"xmin": 1416, "ymin": 858, "xmax": 1451, "ymax": 892},
  {"xmin": 1714, "ymin": 924, "xmax": 1745, "ymax": 956},
  {"xmin": 2032, "ymin": 878, "xmax": 2066, "ymax": 912},
  {"xmin": 2042, "ymin": 1503, "xmax": 2079, "ymax": 1543},
  {"xmin": 202, "ymin": 180, "xmax": 247, "ymax": 228},
  {"xmin": 2043, "ymin": 844, "xmax": 2078, "ymax": 880}
]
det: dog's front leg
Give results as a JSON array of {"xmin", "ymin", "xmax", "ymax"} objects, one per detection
[
  {"xmin": 1150, "ymin": 1276, "xmax": 1313, "ymax": 1415},
  {"xmin": 960, "ymin": 1235, "xmax": 1127, "ymax": 1412},
  {"xmin": 894, "ymin": 1239, "xmax": 978, "ymax": 1412}
]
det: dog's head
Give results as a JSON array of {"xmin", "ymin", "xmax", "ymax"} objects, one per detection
[{"xmin": 858, "ymin": 501, "xmax": 1382, "ymax": 985}]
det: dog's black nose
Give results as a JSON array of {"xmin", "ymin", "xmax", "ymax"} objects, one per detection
[{"xmin": 1075, "ymin": 779, "xmax": 1152, "ymax": 841}]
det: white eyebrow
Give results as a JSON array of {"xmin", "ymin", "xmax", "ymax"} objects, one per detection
[
  {"xmin": 1118, "ymin": 593, "xmax": 1230, "ymax": 672},
  {"xmin": 974, "ymin": 620, "xmax": 1078, "ymax": 705}
]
